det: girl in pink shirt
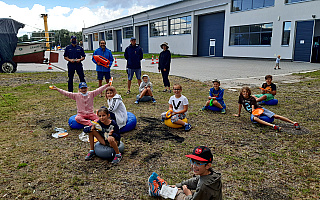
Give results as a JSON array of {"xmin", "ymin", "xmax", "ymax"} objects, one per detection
[{"xmin": 51, "ymin": 82, "xmax": 109, "ymax": 126}]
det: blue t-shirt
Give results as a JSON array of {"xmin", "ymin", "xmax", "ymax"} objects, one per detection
[
  {"xmin": 209, "ymin": 87, "xmax": 224, "ymax": 101},
  {"xmin": 92, "ymin": 47, "xmax": 114, "ymax": 72}
]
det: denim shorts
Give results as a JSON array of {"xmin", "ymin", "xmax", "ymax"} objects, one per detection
[
  {"xmin": 127, "ymin": 68, "xmax": 141, "ymax": 80},
  {"xmin": 97, "ymin": 71, "xmax": 111, "ymax": 80}
]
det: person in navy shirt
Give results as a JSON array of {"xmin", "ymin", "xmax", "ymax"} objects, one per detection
[
  {"xmin": 92, "ymin": 40, "xmax": 114, "ymax": 97},
  {"xmin": 64, "ymin": 36, "xmax": 86, "ymax": 92},
  {"xmin": 124, "ymin": 37, "xmax": 143, "ymax": 94}
]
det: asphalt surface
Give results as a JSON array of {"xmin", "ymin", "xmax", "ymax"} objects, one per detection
[{"xmin": 16, "ymin": 51, "xmax": 320, "ymax": 89}]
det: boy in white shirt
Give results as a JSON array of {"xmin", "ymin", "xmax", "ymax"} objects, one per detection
[{"xmin": 161, "ymin": 83, "xmax": 192, "ymax": 131}]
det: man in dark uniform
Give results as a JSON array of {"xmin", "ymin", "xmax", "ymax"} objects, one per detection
[{"xmin": 64, "ymin": 36, "xmax": 86, "ymax": 92}]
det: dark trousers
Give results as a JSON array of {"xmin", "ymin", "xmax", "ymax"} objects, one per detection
[
  {"xmin": 161, "ymin": 69, "xmax": 170, "ymax": 87},
  {"xmin": 68, "ymin": 63, "xmax": 86, "ymax": 92}
]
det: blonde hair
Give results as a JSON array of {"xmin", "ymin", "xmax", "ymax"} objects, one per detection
[{"xmin": 173, "ymin": 83, "xmax": 182, "ymax": 90}]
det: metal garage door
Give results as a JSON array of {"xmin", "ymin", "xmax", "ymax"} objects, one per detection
[
  {"xmin": 116, "ymin": 30, "xmax": 122, "ymax": 52},
  {"xmin": 139, "ymin": 25, "xmax": 148, "ymax": 53},
  {"xmin": 294, "ymin": 20, "xmax": 314, "ymax": 62},
  {"xmin": 197, "ymin": 12, "xmax": 225, "ymax": 57}
]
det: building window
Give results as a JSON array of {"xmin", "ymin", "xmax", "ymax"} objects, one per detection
[
  {"xmin": 285, "ymin": 0, "xmax": 309, "ymax": 3},
  {"xmin": 93, "ymin": 33, "xmax": 98, "ymax": 41},
  {"xmin": 123, "ymin": 27, "xmax": 133, "ymax": 39},
  {"xmin": 84, "ymin": 35, "xmax": 88, "ymax": 42},
  {"xmin": 169, "ymin": 16, "xmax": 191, "ymax": 35},
  {"xmin": 281, "ymin": 22, "xmax": 291, "ymax": 45},
  {"xmin": 150, "ymin": 20, "xmax": 167, "ymax": 37},
  {"xmin": 99, "ymin": 32, "xmax": 104, "ymax": 40},
  {"xmin": 105, "ymin": 30, "xmax": 112, "ymax": 40},
  {"xmin": 229, "ymin": 23, "xmax": 273, "ymax": 46},
  {"xmin": 231, "ymin": 0, "xmax": 275, "ymax": 12}
]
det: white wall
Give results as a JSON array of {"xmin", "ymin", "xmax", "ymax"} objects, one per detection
[
  {"xmin": 83, "ymin": 42, "xmax": 89, "ymax": 50},
  {"xmin": 224, "ymin": 0, "xmax": 320, "ymax": 59},
  {"xmin": 93, "ymin": 41, "xmax": 99, "ymax": 50},
  {"xmin": 106, "ymin": 40, "xmax": 114, "ymax": 51}
]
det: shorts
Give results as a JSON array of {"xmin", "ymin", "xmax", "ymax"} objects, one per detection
[
  {"xmin": 161, "ymin": 112, "xmax": 186, "ymax": 123},
  {"xmin": 251, "ymin": 107, "xmax": 275, "ymax": 122},
  {"xmin": 97, "ymin": 71, "xmax": 111, "ymax": 80},
  {"xmin": 255, "ymin": 93, "xmax": 274, "ymax": 102},
  {"xmin": 127, "ymin": 68, "xmax": 141, "ymax": 81},
  {"xmin": 275, "ymin": 63, "xmax": 279, "ymax": 67}
]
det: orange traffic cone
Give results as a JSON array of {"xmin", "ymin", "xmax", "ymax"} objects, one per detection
[
  {"xmin": 47, "ymin": 63, "xmax": 53, "ymax": 70},
  {"xmin": 114, "ymin": 58, "xmax": 118, "ymax": 67},
  {"xmin": 156, "ymin": 56, "xmax": 159, "ymax": 64},
  {"xmin": 151, "ymin": 55, "xmax": 155, "ymax": 64}
]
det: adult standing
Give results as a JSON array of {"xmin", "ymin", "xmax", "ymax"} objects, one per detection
[
  {"xmin": 92, "ymin": 40, "xmax": 114, "ymax": 97},
  {"xmin": 64, "ymin": 36, "xmax": 86, "ymax": 92},
  {"xmin": 158, "ymin": 42, "xmax": 171, "ymax": 93},
  {"xmin": 124, "ymin": 37, "xmax": 143, "ymax": 94}
]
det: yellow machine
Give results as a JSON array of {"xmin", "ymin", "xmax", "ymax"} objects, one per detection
[{"xmin": 41, "ymin": 14, "xmax": 50, "ymax": 50}]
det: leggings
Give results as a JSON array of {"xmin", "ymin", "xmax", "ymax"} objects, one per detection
[{"xmin": 161, "ymin": 69, "xmax": 170, "ymax": 87}]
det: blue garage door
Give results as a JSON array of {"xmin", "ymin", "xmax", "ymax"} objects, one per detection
[
  {"xmin": 294, "ymin": 20, "xmax": 314, "ymax": 62},
  {"xmin": 116, "ymin": 30, "xmax": 122, "ymax": 52},
  {"xmin": 198, "ymin": 12, "xmax": 225, "ymax": 57},
  {"xmin": 139, "ymin": 25, "xmax": 148, "ymax": 53}
]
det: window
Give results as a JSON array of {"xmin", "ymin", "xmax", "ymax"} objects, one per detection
[
  {"xmin": 99, "ymin": 32, "xmax": 104, "ymax": 40},
  {"xmin": 83, "ymin": 35, "xmax": 88, "ymax": 42},
  {"xmin": 231, "ymin": 0, "xmax": 275, "ymax": 12},
  {"xmin": 93, "ymin": 33, "xmax": 98, "ymax": 41},
  {"xmin": 105, "ymin": 30, "xmax": 112, "ymax": 40},
  {"xmin": 123, "ymin": 27, "xmax": 133, "ymax": 39},
  {"xmin": 285, "ymin": 0, "xmax": 309, "ymax": 3},
  {"xmin": 169, "ymin": 16, "xmax": 191, "ymax": 35},
  {"xmin": 150, "ymin": 20, "xmax": 167, "ymax": 37},
  {"xmin": 281, "ymin": 21, "xmax": 291, "ymax": 45},
  {"xmin": 229, "ymin": 23, "xmax": 273, "ymax": 46}
]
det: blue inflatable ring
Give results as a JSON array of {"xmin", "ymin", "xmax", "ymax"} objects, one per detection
[
  {"xmin": 136, "ymin": 94, "xmax": 152, "ymax": 102},
  {"xmin": 120, "ymin": 112, "xmax": 137, "ymax": 133},
  {"xmin": 251, "ymin": 114, "xmax": 274, "ymax": 123},
  {"xmin": 68, "ymin": 115, "xmax": 85, "ymax": 129},
  {"xmin": 94, "ymin": 141, "xmax": 125, "ymax": 161},
  {"xmin": 261, "ymin": 99, "xmax": 278, "ymax": 105}
]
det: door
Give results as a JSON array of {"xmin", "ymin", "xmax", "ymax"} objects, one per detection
[
  {"xmin": 139, "ymin": 25, "xmax": 148, "ymax": 53},
  {"xmin": 116, "ymin": 30, "xmax": 122, "ymax": 52},
  {"xmin": 209, "ymin": 39, "xmax": 216, "ymax": 56},
  {"xmin": 294, "ymin": 20, "xmax": 314, "ymax": 62}
]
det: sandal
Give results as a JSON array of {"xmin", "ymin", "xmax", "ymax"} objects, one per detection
[{"xmin": 126, "ymin": 90, "xmax": 130, "ymax": 94}]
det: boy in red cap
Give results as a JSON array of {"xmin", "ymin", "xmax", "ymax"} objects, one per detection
[{"xmin": 174, "ymin": 146, "xmax": 222, "ymax": 200}]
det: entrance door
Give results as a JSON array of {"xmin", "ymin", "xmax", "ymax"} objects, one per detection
[
  {"xmin": 139, "ymin": 25, "xmax": 148, "ymax": 53},
  {"xmin": 209, "ymin": 39, "xmax": 216, "ymax": 56},
  {"xmin": 116, "ymin": 30, "xmax": 122, "ymax": 52},
  {"xmin": 294, "ymin": 20, "xmax": 314, "ymax": 62}
]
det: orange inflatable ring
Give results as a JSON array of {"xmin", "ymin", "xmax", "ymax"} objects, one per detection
[
  {"xmin": 93, "ymin": 55, "xmax": 110, "ymax": 68},
  {"xmin": 166, "ymin": 110, "xmax": 173, "ymax": 118},
  {"xmin": 164, "ymin": 118, "xmax": 188, "ymax": 128}
]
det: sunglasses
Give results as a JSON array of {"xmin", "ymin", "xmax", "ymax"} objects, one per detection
[
  {"xmin": 173, "ymin": 88, "xmax": 181, "ymax": 91},
  {"xmin": 190, "ymin": 159, "xmax": 207, "ymax": 167}
]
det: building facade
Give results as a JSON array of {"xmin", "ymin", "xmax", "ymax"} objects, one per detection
[{"xmin": 82, "ymin": 0, "xmax": 320, "ymax": 62}]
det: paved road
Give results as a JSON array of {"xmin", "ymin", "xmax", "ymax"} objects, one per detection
[{"xmin": 16, "ymin": 51, "xmax": 320, "ymax": 88}]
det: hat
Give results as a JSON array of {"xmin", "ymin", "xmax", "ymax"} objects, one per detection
[
  {"xmin": 185, "ymin": 146, "xmax": 213, "ymax": 163},
  {"xmin": 71, "ymin": 35, "xmax": 77, "ymax": 40},
  {"xmin": 160, "ymin": 42, "xmax": 169, "ymax": 49},
  {"xmin": 212, "ymin": 79, "xmax": 220, "ymax": 84},
  {"xmin": 79, "ymin": 82, "xmax": 87, "ymax": 88},
  {"xmin": 130, "ymin": 37, "xmax": 136, "ymax": 40}
]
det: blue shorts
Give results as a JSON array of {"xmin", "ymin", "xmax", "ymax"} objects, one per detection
[
  {"xmin": 127, "ymin": 68, "xmax": 141, "ymax": 81},
  {"xmin": 97, "ymin": 71, "xmax": 111, "ymax": 80},
  {"xmin": 250, "ymin": 107, "xmax": 275, "ymax": 122}
]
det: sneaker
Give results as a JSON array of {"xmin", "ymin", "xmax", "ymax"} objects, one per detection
[
  {"xmin": 274, "ymin": 68, "xmax": 276, "ymax": 70},
  {"xmin": 162, "ymin": 89, "xmax": 167, "ymax": 92},
  {"xmin": 278, "ymin": 67, "xmax": 281, "ymax": 69},
  {"xmin": 168, "ymin": 90, "xmax": 171, "ymax": 93},
  {"xmin": 134, "ymin": 100, "xmax": 139, "ymax": 104},
  {"xmin": 273, "ymin": 125, "xmax": 282, "ymax": 132},
  {"xmin": 294, "ymin": 123, "xmax": 301, "ymax": 130},
  {"xmin": 184, "ymin": 123, "xmax": 192, "ymax": 131},
  {"xmin": 200, "ymin": 106, "xmax": 207, "ymax": 111},
  {"xmin": 85, "ymin": 151, "xmax": 95, "ymax": 161},
  {"xmin": 221, "ymin": 108, "xmax": 226, "ymax": 114},
  {"xmin": 126, "ymin": 90, "xmax": 130, "ymax": 94},
  {"xmin": 111, "ymin": 154, "xmax": 122, "ymax": 164},
  {"xmin": 148, "ymin": 173, "xmax": 160, "ymax": 196},
  {"xmin": 156, "ymin": 175, "xmax": 167, "ymax": 188},
  {"xmin": 152, "ymin": 98, "xmax": 156, "ymax": 103}
]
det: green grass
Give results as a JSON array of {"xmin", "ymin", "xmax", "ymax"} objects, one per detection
[{"xmin": 0, "ymin": 70, "xmax": 319, "ymax": 199}]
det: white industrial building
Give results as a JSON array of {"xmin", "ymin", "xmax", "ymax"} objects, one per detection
[{"xmin": 82, "ymin": 0, "xmax": 320, "ymax": 62}]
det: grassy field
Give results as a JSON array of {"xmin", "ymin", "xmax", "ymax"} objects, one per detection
[{"xmin": 0, "ymin": 70, "xmax": 319, "ymax": 199}]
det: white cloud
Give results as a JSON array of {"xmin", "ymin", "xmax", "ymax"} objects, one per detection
[{"xmin": 0, "ymin": 1, "xmax": 154, "ymax": 37}]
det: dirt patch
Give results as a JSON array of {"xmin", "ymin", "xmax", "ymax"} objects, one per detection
[{"xmin": 245, "ymin": 187, "xmax": 292, "ymax": 200}]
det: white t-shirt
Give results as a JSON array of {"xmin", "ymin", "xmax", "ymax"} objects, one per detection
[
  {"xmin": 168, "ymin": 95, "xmax": 189, "ymax": 112},
  {"xmin": 276, "ymin": 58, "xmax": 280, "ymax": 63}
]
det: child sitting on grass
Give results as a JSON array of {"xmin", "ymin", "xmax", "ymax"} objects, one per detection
[
  {"xmin": 253, "ymin": 75, "xmax": 276, "ymax": 102},
  {"xmin": 234, "ymin": 86, "xmax": 300, "ymax": 131},
  {"xmin": 161, "ymin": 83, "xmax": 192, "ymax": 131},
  {"xmin": 105, "ymin": 86, "xmax": 127, "ymax": 129},
  {"xmin": 51, "ymin": 82, "xmax": 109, "ymax": 126},
  {"xmin": 84, "ymin": 107, "xmax": 122, "ymax": 164},
  {"xmin": 135, "ymin": 74, "xmax": 156, "ymax": 104},
  {"xmin": 201, "ymin": 79, "xmax": 226, "ymax": 113}
]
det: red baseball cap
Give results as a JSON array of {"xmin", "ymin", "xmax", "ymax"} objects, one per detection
[{"xmin": 185, "ymin": 146, "xmax": 213, "ymax": 163}]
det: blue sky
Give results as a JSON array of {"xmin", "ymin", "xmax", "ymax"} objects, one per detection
[{"xmin": 0, "ymin": 0, "xmax": 179, "ymax": 36}]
